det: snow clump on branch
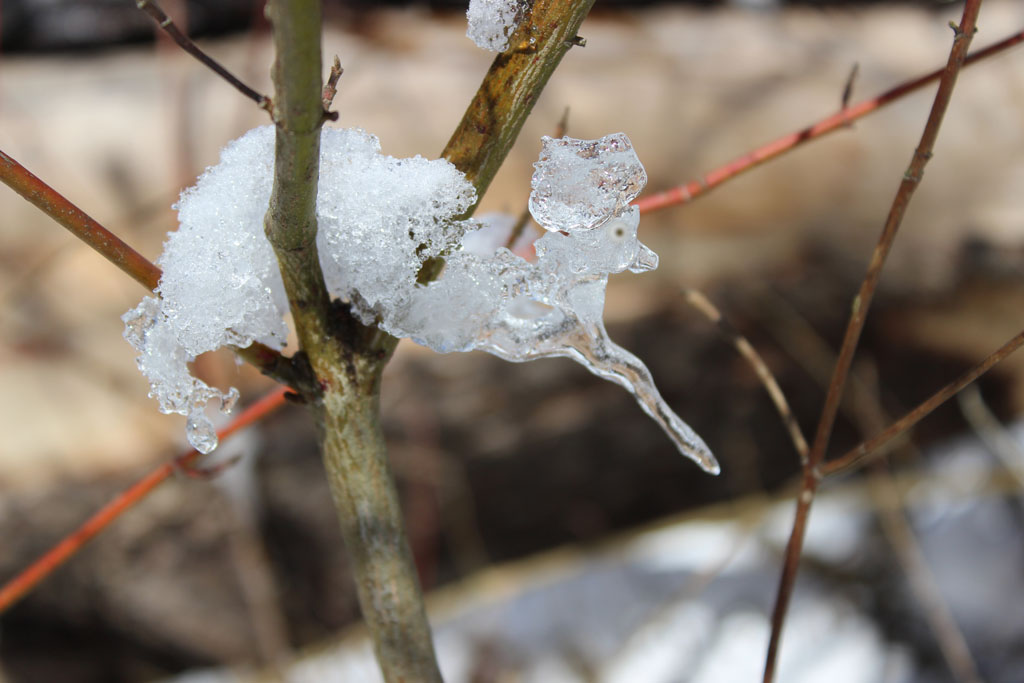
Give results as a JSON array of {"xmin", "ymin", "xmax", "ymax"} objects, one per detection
[{"xmin": 123, "ymin": 126, "xmax": 719, "ymax": 474}]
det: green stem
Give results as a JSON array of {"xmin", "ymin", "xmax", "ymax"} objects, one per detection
[
  {"xmin": 318, "ymin": 375, "xmax": 442, "ymax": 682},
  {"xmin": 262, "ymin": 1, "xmax": 441, "ymax": 680},
  {"xmin": 264, "ymin": 1, "xmax": 598, "ymax": 679}
]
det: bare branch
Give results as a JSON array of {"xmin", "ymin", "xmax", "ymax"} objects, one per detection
[
  {"xmin": 322, "ymin": 54, "xmax": 343, "ymax": 120},
  {"xmin": 822, "ymin": 327, "xmax": 1024, "ymax": 477},
  {"xmin": 764, "ymin": 4, "xmax": 984, "ymax": 680},
  {"xmin": 137, "ymin": 0, "xmax": 271, "ymax": 111},
  {"xmin": 634, "ymin": 26, "xmax": 1022, "ymax": 214},
  {"xmin": 0, "ymin": 148, "xmax": 300, "ymax": 386}
]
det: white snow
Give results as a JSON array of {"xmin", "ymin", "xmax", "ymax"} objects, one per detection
[
  {"xmin": 124, "ymin": 127, "xmax": 717, "ymax": 473},
  {"xmin": 466, "ymin": 0, "xmax": 526, "ymax": 52}
]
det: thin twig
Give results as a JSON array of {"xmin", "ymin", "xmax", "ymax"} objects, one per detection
[
  {"xmin": 755, "ymin": 294, "xmax": 983, "ymax": 681},
  {"xmin": 0, "ymin": 149, "xmax": 302, "ymax": 388},
  {"xmin": 322, "ymin": 54, "xmax": 343, "ymax": 120},
  {"xmin": 683, "ymin": 289, "xmax": 809, "ymax": 464},
  {"xmin": 634, "ymin": 26, "xmax": 1022, "ymax": 215},
  {"xmin": 958, "ymin": 384, "xmax": 1024, "ymax": 489},
  {"xmin": 841, "ymin": 62, "xmax": 860, "ymax": 110},
  {"xmin": 759, "ymin": 283, "xmax": 990, "ymax": 679},
  {"xmin": 0, "ymin": 386, "xmax": 288, "ymax": 614},
  {"xmin": 823, "ymin": 327, "xmax": 1024, "ymax": 478},
  {"xmin": 0, "ymin": 149, "xmax": 160, "ymax": 290},
  {"xmin": 136, "ymin": 0, "xmax": 271, "ymax": 112},
  {"xmin": 763, "ymin": 5, "xmax": 983, "ymax": 680}
]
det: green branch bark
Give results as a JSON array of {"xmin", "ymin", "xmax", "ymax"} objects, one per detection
[
  {"xmin": 264, "ymin": 0, "xmax": 596, "ymax": 680},
  {"xmin": 262, "ymin": 1, "xmax": 441, "ymax": 681}
]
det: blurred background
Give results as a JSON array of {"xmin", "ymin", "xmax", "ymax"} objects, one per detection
[{"xmin": 1, "ymin": 0, "xmax": 1024, "ymax": 681}]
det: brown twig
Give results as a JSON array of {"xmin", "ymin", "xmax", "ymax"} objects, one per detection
[
  {"xmin": 763, "ymin": 5, "xmax": 983, "ymax": 680},
  {"xmin": 136, "ymin": 0, "xmax": 271, "ymax": 112},
  {"xmin": 0, "ymin": 387, "xmax": 289, "ymax": 614},
  {"xmin": 0, "ymin": 148, "xmax": 302, "ymax": 388},
  {"xmin": 322, "ymin": 54, "xmax": 343, "ymax": 120},
  {"xmin": 822, "ymin": 327, "xmax": 1024, "ymax": 478},
  {"xmin": 755, "ymin": 295, "xmax": 983, "ymax": 681},
  {"xmin": 1, "ymin": 150, "xmax": 160, "ymax": 290},
  {"xmin": 683, "ymin": 289, "xmax": 809, "ymax": 464},
  {"xmin": 634, "ymin": 25, "xmax": 1022, "ymax": 215}
]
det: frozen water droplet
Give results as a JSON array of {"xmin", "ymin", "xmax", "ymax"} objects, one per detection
[
  {"xmin": 528, "ymin": 134, "xmax": 648, "ymax": 233},
  {"xmin": 220, "ymin": 387, "xmax": 240, "ymax": 414},
  {"xmin": 187, "ymin": 409, "xmax": 218, "ymax": 454}
]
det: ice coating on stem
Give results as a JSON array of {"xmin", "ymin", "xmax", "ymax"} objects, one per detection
[
  {"xmin": 466, "ymin": 0, "xmax": 526, "ymax": 52},
  {"xmin": 123, "ymin": 127, "xmax": 717, "ymax": 473},
  {"xmin": 382, "ymin": 133, "xmax": 718, "ymax": 473}
]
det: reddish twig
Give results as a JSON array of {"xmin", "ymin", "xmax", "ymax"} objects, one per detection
[
  {"xmin": 0, "ymin": 149, "xmax": 302, "ymax": 387},
  {"xmin": 634, "ymin": 26, "xmax": 1022, "ymax": 215},
  {"xmin": 136, "ymin": 0, "xmax": 271, "ymax": 112},
  {"xmin": 0, "ymin": 386, "xmax": 289, "ymax": 614},
  {"xmin": 763, "ymin": 5, "xmax": 984, "ymax": 681},
  {"xmin": 0, "ymin": 150, "xmax": 160, "ymax": 290}
]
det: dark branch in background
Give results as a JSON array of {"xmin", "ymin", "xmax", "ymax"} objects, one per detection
[
  {"xmin": 763, "ymin": 4, "xmax": 984, "ymax": 680},
  {"xmin": 634, "ymin": 26, "xmax": 1023, "ymax": 214},
  {"xmin": 822, "ymin": 328, "xmax": 1024, "ymax": 478},
  {"xmin": 136, "ymin": 0, "xmax": 271, "ymax": 112},
  {"xmin": 841, "ymin": 62, "xmax": 860, "ymax": 110},
  {"xmin": 0, "ymin": 149, "xmax": 303, "ymax": 389}
]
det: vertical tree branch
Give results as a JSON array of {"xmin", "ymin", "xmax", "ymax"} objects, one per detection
[
  {"xmin": 763, "ymin": 4, "xmax": 983, "ymax": 681},
  {"xmin": 262, "ymin": 1, "xmax": 442, "ymax": 680},
  {"xmin": 263, "ymin": 0, "xmax": 599, "ymax": 678}
]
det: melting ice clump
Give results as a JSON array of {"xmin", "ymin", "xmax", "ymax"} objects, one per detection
[
  {"xmin": 466, "ymin": 0, "xmax": 526, "ymax": 52},
  {"xmin": 124, "ymin": 127, "xmax": 718, "ymax": 473}
]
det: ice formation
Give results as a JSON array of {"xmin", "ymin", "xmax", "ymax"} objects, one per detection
[
  {"xmin": 466, "ymin": 0, "xmax": 526, "ymax": 52},
  {"xmin": 124, "ymin": 127, "xmax": 718, "ymax": 474}
]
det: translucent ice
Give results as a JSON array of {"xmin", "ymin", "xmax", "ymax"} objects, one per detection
[
  {"xmin": 124, "ymin": 127, "xmax": 717, "ymax": 473},
  {"xmin": 384, "ymin": 135, "xmax": 718, "ymax": 473},
  {"xmin": 466, "ymin": 0, "xmax": 526, "ymax": 52},
  {"xmin": 529, "ymin": 133, "xmax": 648, "ymax": 233}
]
